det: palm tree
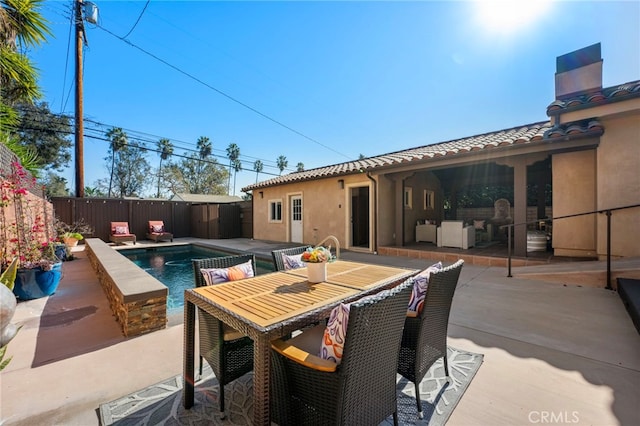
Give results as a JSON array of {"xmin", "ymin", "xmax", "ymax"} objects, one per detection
[
  {"xmin": 156, "ymin": 138, "xmax": 173, "ymax": 198},
  {"xmin": 226, "ymin": 143, "xmax": 240, "ymax": 194},
  {"xmin": 105, "ymin": 127, "xmax": 128, "ymax": 197},
  {"xmin": 276, "ymin": 155, "xmax": 288, "ymax": 175},
  {"xmin": 296, "ymin": 162, "xmax": 304, "ymax": 172},
  {"xmin": 0, "ymin": 0, "xmax": 51, "ymax": 104},
  {"xmin": 1, "ymin": 0, "xmax": 50, "ymax": 174},
  {"xmin": 231, "ymin": 158, "xmax": 242, "ymax": 195},
  {"xmin": 253, "ymin": 159, "xmax": 263, "ymax": 183},
  {"xmin": 195, "ymin": 136, "xmax": 212, "ymax": 193}
]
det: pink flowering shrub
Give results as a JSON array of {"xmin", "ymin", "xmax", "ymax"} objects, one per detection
[{"xmin": 0, "ymin": 162, "xmax": 58, "ymax": 270}]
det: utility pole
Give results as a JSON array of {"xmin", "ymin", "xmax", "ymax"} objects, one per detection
[{"xmin": 74, "ymin": 0, "xmax": 85, "ymax": 198}]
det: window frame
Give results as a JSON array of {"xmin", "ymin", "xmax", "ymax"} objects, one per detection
[
  {"xmin": 404, "ymin": 187, "xmax": 413, "ymax": 209},
  {"xmin": 268, "ymin": 199, "xmax": 283, "ymax": 223},
  {"xmin": 423, "ymin": 190, "xmax": 435, "ymax": 210}
]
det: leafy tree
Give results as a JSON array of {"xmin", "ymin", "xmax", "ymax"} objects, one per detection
[
  {"xmin": 276, "ymin": 155, "xmax": 288, "ymax": 175},
  {"xmin": 296, "ymin": 162, "xmax": 304, "ymax": 172},
  {"xmin": 156, "ymin": 137, "xmax": 173, "ymax": 198},
  {"xmin": 105, "ymin": 127, "xmax": 128, "ymax": 197},
  {"xmin": 253, "ymin": 159, "xmax": 263, "ymax": 183},
  {"xmin": 40, "ymin": 171, "xmax": 69, "ymax": 197},
  {"xmin": 108, "ymin": 144, "xmax": 152, "ymax": 198},
  {"xmin": 84, "ymin": 186, "xmax": 105, "ymax": 198},
  {"xmin": 15, "ymin": 102, "xmax": 72, "ymax": 171},
  {"xmin": 163, "ymin": 152, "xmax": 228, "ymax": 195},
  {"xmin": 226, "ymin": 142, "xmax": 240, "ymax": 194}
]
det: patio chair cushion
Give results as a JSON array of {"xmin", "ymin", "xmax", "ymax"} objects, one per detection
[
  {"xmin": 272, "ymin": 324, "xmax": 338, "ymax": 372},
  {"xmin": 114, "ymin": 225, "xmax": 129, "ymax": 235},
  {"xmin": 407, "ymin": 262, "xmax": 443, "ymax": 316},
  {"xmin": 200, "ymin": 259, "xmax": 254, "ymax": 285},
  {"xmin": 151, "ymin": 224, "xmax": 164, "ymax": 233},
  {"xmin": 281, "ymin": 253, "xmax": 304, "ymax": 270},
  {"xmin": 319, "ymin": 302, "xmax": 350, "ymax": 365},
  {"xmin": 473, "ymin": 219, "xmax": 486, "ymax": 230}
]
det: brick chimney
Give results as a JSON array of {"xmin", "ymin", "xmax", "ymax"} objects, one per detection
[{"xmin": 555, "ymin": 43, "xmax": 603, "ymax": 100}]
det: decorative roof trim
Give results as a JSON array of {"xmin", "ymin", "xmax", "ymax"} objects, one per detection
[{"xmin": 547, "ymin": 80, "xmax": 640, "ymax": 116}]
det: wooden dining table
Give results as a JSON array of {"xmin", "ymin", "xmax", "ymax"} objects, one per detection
[{"xmin": 183, "ymin": 259, "xmax": 418, "ymax": 425}]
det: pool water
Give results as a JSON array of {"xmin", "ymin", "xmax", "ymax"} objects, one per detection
[{"xmin": 121, "ymin": 245, "xmax": 273, "ymax": 313}]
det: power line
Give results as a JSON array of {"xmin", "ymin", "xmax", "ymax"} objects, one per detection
[
  {"xmin": 121, "ymin": 0, "xmax": 150, "ymax": 39},
  {"xmin": 95, "ymin": 23, "xmax": 353, "ymax": 161},
  {"xmin": 15, "ymin": 103, "xmax": 302, "ymax": 174}
]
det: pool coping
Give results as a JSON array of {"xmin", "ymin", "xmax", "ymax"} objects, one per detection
[{"xmin": 85, "ymin": 238, "xmax": 168, "ymax": 337}]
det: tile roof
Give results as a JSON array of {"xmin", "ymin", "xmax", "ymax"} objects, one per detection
[
  {"xmin": 243, "ymin": 80, "xmax": 634, "ymax": 193},
  {"xmin": 170, "ymin": 193, "xmax": 244, "ymax": 203},
  {"xmin": 243, "ymin": 121, "xmax": 534, "ymax": 191},
  {"xmin": 547, "ymin": 80, "xmax": 640, "ymax": 115}
]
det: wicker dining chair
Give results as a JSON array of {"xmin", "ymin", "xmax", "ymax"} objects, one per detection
[
  {"xmin": 271, "ymin": 245, "xmax": 311, "ymax": 271},
  {"xmin": 192, "ymin": 254, "xmax": 256, "ymax": 418},
  {"xmin": 270, "ymin": 277, "xmax": 414, "ymax": 426},
  {"xmin": 397, "ymin": 259, "xmax": 464, "ymax": 419}
]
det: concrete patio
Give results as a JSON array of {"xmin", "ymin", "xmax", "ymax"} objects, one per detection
[{"xmin": 1, "ymin": 238, "xmax": 639, "ymax": 425}]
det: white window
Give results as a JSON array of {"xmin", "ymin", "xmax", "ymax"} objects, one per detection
[
  {"xmin": 404, "ymin": 187, "xmax": 412, "ymax": 209},
  {"xmin": 424, "ymin": 190, "xmax": 434, "ymax": 210},
  {"xmin": 269, "ymin": 199, "xmax": 282, "ymax": 222}
]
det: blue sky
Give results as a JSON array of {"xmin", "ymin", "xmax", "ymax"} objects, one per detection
[{"xmin": 31, "ymin": 1, "xmax": 640, "ymax": 196}]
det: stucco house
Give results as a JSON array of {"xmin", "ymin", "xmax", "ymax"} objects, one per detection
[{"xmin": 242, "ymin": 44, "xmax": 640, "ymax": 260}]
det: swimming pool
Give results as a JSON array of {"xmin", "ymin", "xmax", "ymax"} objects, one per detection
[{"xmin": 121, "ymin": 245, "xmax": 274, "ymax": 313}]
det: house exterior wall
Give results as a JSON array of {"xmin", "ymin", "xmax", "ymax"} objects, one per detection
[
  {"xmin": 552, "ymin": 149, "xmax": 597, "ymax": 257},
  {"xmin": 376, "ymin": 174, "xmax": 396, "ymax": 247},
  {"xmin": 554, "ymin": 98, "xmax": 640, "ymax": 259},
  {"xmin": 252, "ymin": 174, "xmax": 370, "ymax": 248},
  {"xmin": 596, "ymin": 113, "xmax": 640, "ymax": 258}
]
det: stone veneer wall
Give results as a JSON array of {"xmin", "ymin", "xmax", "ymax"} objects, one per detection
[{"xmin": 85, "ymin": 238, "xmax": 167, "ymax": 337}]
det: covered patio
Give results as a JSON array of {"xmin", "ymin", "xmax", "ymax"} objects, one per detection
[{"xmin": 1, "ymin": 238, "xmax": 638, "ymax": 425}]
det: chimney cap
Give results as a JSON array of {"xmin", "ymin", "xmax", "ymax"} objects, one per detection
[{"xmin": 556, "ymin": 43, "xmax": 601, "ymax": 74}]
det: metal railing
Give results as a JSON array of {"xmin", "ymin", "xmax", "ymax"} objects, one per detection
[{"xmin": 504, "ymin": 203, "xmax": 640, "ymax": 289}]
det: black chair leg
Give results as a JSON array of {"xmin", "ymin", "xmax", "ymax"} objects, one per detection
[
  {"xmin": 415, "ymin": 381, "xmax": 423, "ymax": 419},
  {"xmin": 393, "ymin": 411, "xmax": 399, "ymax": 426},
  {"xmin": 219, "ymin": 383, "xmax": 225, "ymax": 418},
  {"xmin": 444, "ymin": 354, "xmax": 450, "ymax": 377},
  {"xmin": 199, "ymin": 355, "xmax": 203, "ymax": 377}
]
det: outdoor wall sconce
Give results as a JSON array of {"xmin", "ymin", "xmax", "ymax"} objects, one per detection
[
  {"xmin": 259, "ymin": 191, "xmax": 264, "ymax": 198},
  {"xmin": 338, "ymin": 179, "xmax": 344, "ymax": 189}
]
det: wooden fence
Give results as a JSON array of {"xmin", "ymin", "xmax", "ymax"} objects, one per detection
[{"xmin": 51, "ymin": 197, "xmax": 253, "ymax": 242}]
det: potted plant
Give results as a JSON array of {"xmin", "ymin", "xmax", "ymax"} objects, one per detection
[
  {"xmin": 1, "ymin": 161, "xmax": 63, "ymax": 300},
  {"xmin": 54, "ymin": 218, "xmax": 94, "ymax": 261},
  {"xmin": 61, "ymin": 231, "xmax": 83, "ymax": 247}
]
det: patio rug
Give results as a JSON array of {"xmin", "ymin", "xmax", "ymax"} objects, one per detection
[{"xmin": 99, "ymin": 347, "xmax": 483, "ymax": 426}]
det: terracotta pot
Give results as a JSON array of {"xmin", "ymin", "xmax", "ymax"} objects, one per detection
[{"xmin": 63, "ymin": 237, "xmax": 79, "ymax": 247}]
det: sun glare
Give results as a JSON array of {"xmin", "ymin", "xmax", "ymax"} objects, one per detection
[{"xmin": 475, "ymin": 0, "xmax": 552, "ymax": 34}]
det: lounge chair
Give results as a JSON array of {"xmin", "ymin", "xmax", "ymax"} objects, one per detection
[
  {"xmin": 109, "ymin": 222, "xmax": 136, "ymax": 245},
  {"xmin": 146, "ymin": 220, "xmax": 173, "ymax": 242}
]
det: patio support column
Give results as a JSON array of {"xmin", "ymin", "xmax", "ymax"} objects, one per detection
[
  {"xmin": 394, "ymin": 178, "xmax": 404, "ymax": 247},
  {"xmin": 512, "ymin": 159, "xmax": 528, "ymax": 257}
]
